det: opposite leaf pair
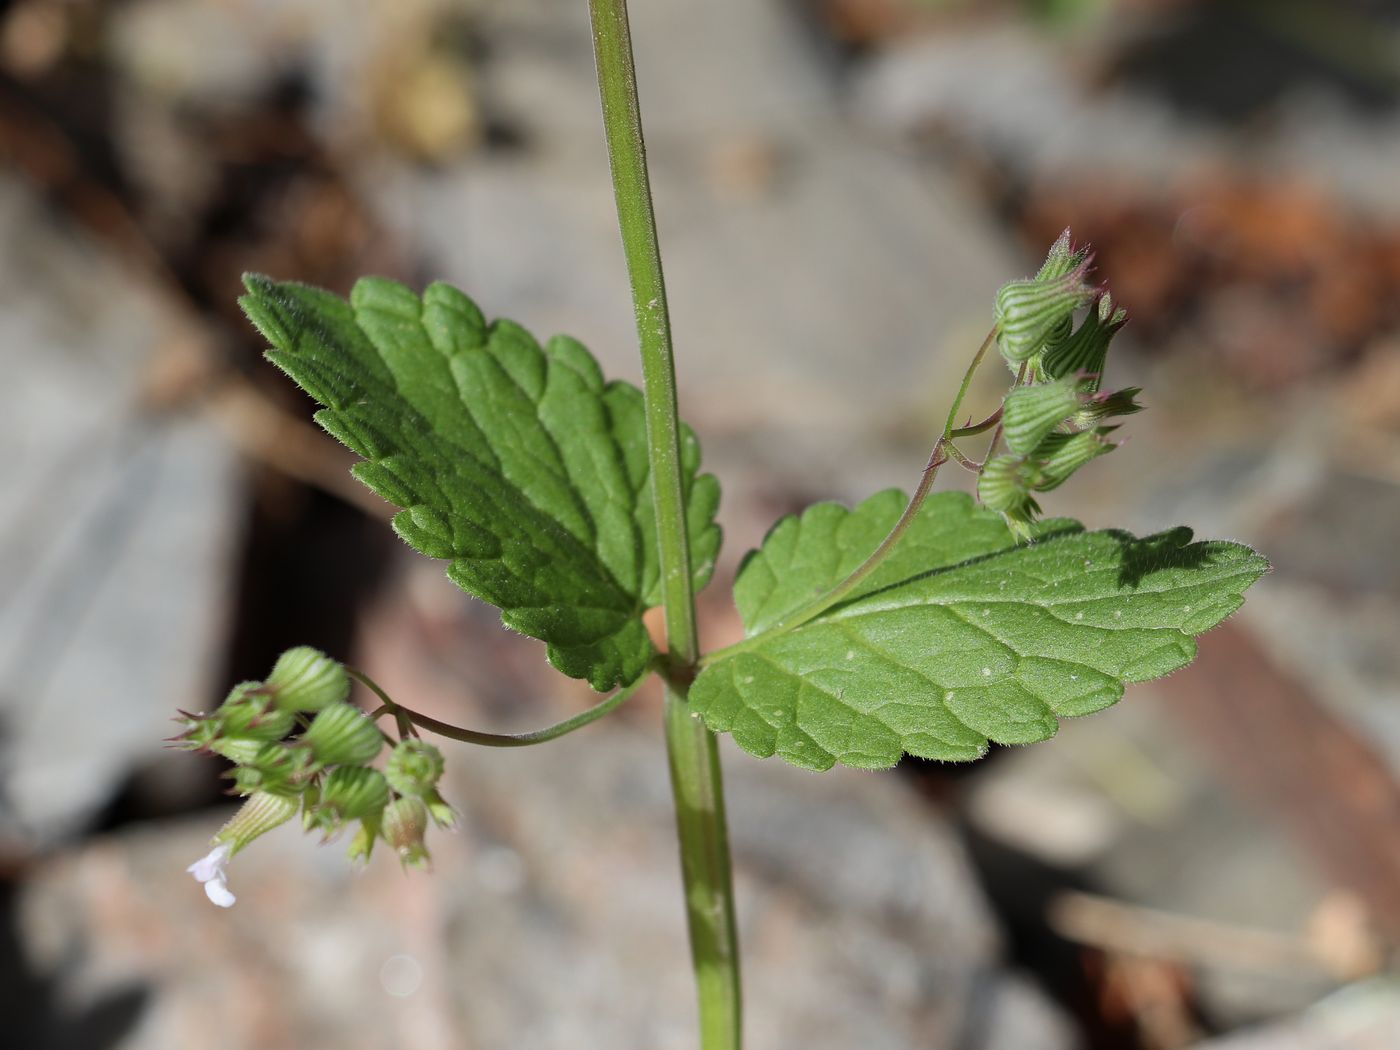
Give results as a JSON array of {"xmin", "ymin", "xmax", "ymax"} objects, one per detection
[{"xmin": 235, "ymin": 242, "xmax": 1264, "ymax": 780}]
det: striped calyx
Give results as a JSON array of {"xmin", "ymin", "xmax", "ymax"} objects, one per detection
[
  {"xmin": 302, "ymin": 702, "xmax": 385, "ymax": 768},
  {"xmin": 266, "ymin": 647, "xmax": 350, "ymax": 713},
  {"xmin": 1042, "ymin": 292, "xmax": 1128, "ymax": 391},
  {"xmin": 1002, "ymin": 377, "xmax": 1083, "ymax": 456},
  {"xmin": 995, "ymin": 237, "xmax": 1095, "ymax": 367},
  {"xmin": 1033, "ymin": 429, "xmax": 1118, "ymax": 492},
  {"xmin": 1035, "ymin": 228, "xmax": 1091, "ymax": 282},
  {"xmin": 307, "ymin": 766, "xmax": 390, "ymax": 835},
  {"xmin": 213, "ymin": 791, "xmax": 300, "ymax": 855}
]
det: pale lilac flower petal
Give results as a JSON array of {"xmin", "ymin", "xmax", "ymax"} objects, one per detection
[
  {"xmin": 203, "ymin": 876, "xmax": 236, "ymax": 908},
  {"xmin": 188, "ymin": 842, "xmax": 236, "ymax": 907}
]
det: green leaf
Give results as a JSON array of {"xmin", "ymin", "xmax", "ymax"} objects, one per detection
[
  {"xmin": 691, "ymin": 491, "xmax": 1267, "ymax": 771},
  {"xmin": 239, "ymin": 275, "xmax": 722, "ymax": 691}
]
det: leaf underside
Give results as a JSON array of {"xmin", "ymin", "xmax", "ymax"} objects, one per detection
[
  {"xmin": 691, "ymin": 490, "xmax": 1267, "ymax": 771},
  {"xmin": 240, "ymin": 275, "xmax": 721, "ymax": 691}
]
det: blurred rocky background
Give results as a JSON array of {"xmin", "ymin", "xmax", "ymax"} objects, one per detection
[{"xmin": 1, "ymin": 0, "xmax": 1399, "ymax": 1047}]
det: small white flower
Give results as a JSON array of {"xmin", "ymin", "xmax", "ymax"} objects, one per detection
[{"xmin": 187, "ymin": 842, "xmax": 236, "ymax": 908}]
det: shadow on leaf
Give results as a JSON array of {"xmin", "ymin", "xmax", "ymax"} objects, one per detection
[{"xmin": 1108, "ymin": 526, "xmax": 1217, "ymax": 588}]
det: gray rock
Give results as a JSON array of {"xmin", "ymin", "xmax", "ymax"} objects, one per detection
[
  {"xmin": 0, "ymin": 178, "xmax": 240, "ymax": 845},
  {"xmin": 852, "ymin": 24, "xmax": 1400, "ymax": 219},
  {"xmin": 1197, "ymin": 980, "xmax": 1400, "ymax": 1049}
]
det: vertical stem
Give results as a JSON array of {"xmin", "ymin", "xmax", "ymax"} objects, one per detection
[{"xmin": 587, "ymin": 2, "xmax": 742, "ymax": 1046}]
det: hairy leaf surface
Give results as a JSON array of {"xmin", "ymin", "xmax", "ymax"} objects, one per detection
[
  {"xmin": 241, "ymin": 276, "xmax": 721, "ymax": 690},
  {"xmin": 692, "ymin": 491, "xmax": 1266, "ymax": 770}
]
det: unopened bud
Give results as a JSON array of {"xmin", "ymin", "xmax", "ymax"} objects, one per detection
[
  {"xmin": 1002, "ymin": 378, "xmax": 1082, "ymax": 456},
  {"xmin": 995, "ymin": 268, "xmax": 1094, "ymax": 366},
  {"xmin": 227, "ymin": 742, "xmax": 313, "ymax": 797},
  {"xmin": 208, "ymin": 736, "xmax": 264, "ymax": 766},
  {"xmin": 1041, "ymin": 292, "xmax": 1127, "ymax": 391},
  {"xmin": 1032, "ymin": 429, "xmax": 1117, "ymax": 492},
  {"xmin": 307, "ymin": 766, "xmax": 389, "ymax": 836},
  {"xmin": 978, "ymin": 455, "xmax": 1038, "ymax": 516},
  {"xmin": 382, "ymin": 797, "xmax": 431, "ymax": 869},
  {"xmin": 301, "ymin": 702, "xmax": 384, "ymax": 767},
  {"xmin": 385, "ymin": 740, "xmax": 445, "ymax": 797},
  {"xmin": 266, "ymin": 647, "xmax": 349, "ymax": 713},
  {"xmin": 1035, "ymin": 229, "xmax": 1091, "ymax": 283},
  {"xmin": 170, "ymin": 711, "xmax": 222, "ymax": 751},
  {"xmin": 1074, "ymin": 386, "xmax": 1142, "ymax": 428},
  {"xmin": 217, "ymin": 682, "xmax": 296, "ymax": 742}
]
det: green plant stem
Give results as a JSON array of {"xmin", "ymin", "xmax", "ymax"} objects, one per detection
[
  {"xmin": 701, "ymin": 327, "xmax": 997, "ymax": 666},
  {"xmin": 351, "ymin": 668, "xmax": 644, "ymax": 747},
  {"xmin": 588, "ymin": 2, "xmax": 742, "ymax": 1046},
  {"xmin": 949, "ymin": 405, "xmax": 1002, "ymax": 438}
]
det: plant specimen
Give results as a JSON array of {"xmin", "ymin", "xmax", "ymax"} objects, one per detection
[{"xmin": 171, "ymin": 3, "xmax": 1267, "ymax": 1046}]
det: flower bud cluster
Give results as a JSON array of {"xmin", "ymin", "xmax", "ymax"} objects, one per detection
[
  {"xmin": 174, "ymin": 647, "xmax": 457, "ymax": 905},
  {"xmin": 983, "ymin": 233, "xmax": 1143, "ymax": 538}
]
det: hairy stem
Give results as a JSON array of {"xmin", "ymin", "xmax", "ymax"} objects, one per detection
[
  {"xmin": 588, "ymin": 1, "xmax": 743, "ymax": 1045},
  {"xmin": 352, "ymin": 669, "xmax": 645, "ymax": 748},
  {"xmin": 949, "ymin": 405, "xmax": 1002, "ymax": 438}
]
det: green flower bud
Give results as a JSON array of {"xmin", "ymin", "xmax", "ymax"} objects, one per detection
[
  {"xmin": 1001, "ymin": 377, "xmax": 1082, "ymax": 456},
  {"xmin": 301, "ymin": 702, "xmax": 384, "ymax": 767},
  {"xmin": 227, "ymin": 742, "xmax": 313, "ymax": 797},
  {"xmin": 995, "ymin": 268, "xmax": 1094, "ymax": 366},
  {"xmin": 1034, "ymin": 228, "xmax": 1091, "ymax": 283},
  {"xmin": 217, "ymin": 682, "xmax": 297, "ymax": 742},
  {"xmin": 306, "ymin": 766, "xmax": 389, "ymax": 837},
  {"xmin": 266, "ymin": 646, "xmax": 350, "ymax": 713},
  {"xmin": 384, "ymin": 740, "xmax": 445, "ymax": 797},
  {"xmin": 978, "ymin": 455, "xmax": 1039, "ymax": 517},
  {"xmin": 1073, "ymin": 386, "xmax": 1142, "ymax": 429},
  {"xmin": 978, "ymin": 455, "xmax": 1042, "ymax": 543},
  {"xmin": 1041, "ymin": 292, "xmax": 1127, "ymax": 391},
  {"xmin": 169, "ymin": 710, "xmax": 222, "ymax": 751},
  {"xmin": 207, "ymin": 736, "xmax": 264, "ymax": 766},
  {"xmin": 1032, "ymin": 429, "xmax": 1117, "ymax": 492},
  {"xmin": 382, "ymin": 797, "xmax": 431, "ymax": 869},
  {"xmin": 214, "ymin": 790, "xmax": 299, "ymax": 855}
]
